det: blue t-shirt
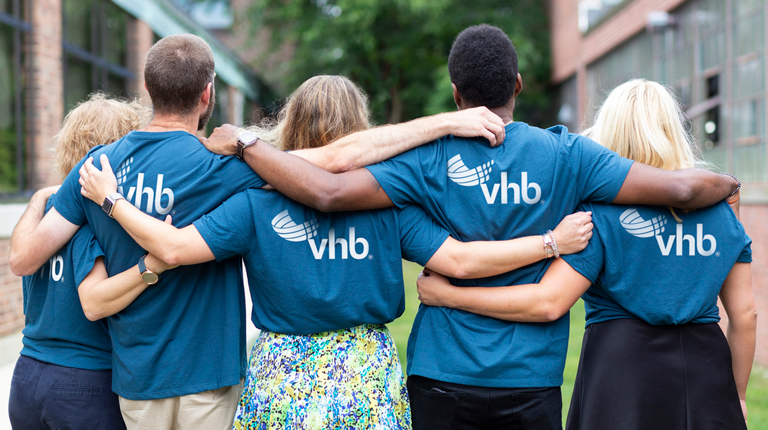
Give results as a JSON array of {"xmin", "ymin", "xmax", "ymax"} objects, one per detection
[
  {"xmin": 562, "ymin": 200, "xmax": 752, "ymax": 326},
  {"xmin": 53, "ymin": 130, "xmax": 265, "ymax": 400},
  {"xmin": 366, "ymin": 122, "xmax": 634, "ymax": 388},
  {"xmin": 194, "ymin": 189, "xmax": 450, "ymax": 334},
  {"xmin": 21, "ymin": 195, "xmax": 111, "ymax": 370}
]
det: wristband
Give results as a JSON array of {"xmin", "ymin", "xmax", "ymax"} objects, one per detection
[{"xmin": 721, "ymin": 172, "xmax": 741, "ymax": 197}]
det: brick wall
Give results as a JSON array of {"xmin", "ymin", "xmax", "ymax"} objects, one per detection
[
  {"xmin": 127, "ymin": 19, "xmax": 154, "ymax": 107},
  {"xmin": 27, "ymin": 0, "xmax": 63, "ymax": 190},
  {"xmin": 0, "ymin": 239, "xmax": 23, "ymax": 337}
]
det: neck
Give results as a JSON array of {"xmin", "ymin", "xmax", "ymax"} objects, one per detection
[
  {"xmin": 489, "ymin": 106, "xmax": 514, "ymax": 125},
  {"xmin": 143, "ymin": 113, "xmax": 199, "ymax": 135}
]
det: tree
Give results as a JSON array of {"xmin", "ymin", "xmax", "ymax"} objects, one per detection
[{"xmin": 249, "ymin": 0, "xmax": 552, "ymax": 125}]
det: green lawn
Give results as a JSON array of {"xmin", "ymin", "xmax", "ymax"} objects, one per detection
[{"xmin": 389, "ymin": 260, "xmax": 768, "ymax": 427}]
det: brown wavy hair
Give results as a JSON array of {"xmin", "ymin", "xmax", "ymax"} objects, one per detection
[
  {"xmin": 248, "ymin": 75, "xmax": 371, "ymax": 151},
  {"xmin": 54, "ymin": 93, "xmax": 151, "ymax": 178}
]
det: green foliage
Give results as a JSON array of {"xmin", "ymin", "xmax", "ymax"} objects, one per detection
[{"xmin": 248, "ymin": 0, "xmax": 551, "ymax": 124}]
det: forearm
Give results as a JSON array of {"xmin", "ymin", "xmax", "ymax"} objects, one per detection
[
  {"xmin": 109, "ymin": 201, "xmax": 204, "ymax": 265},
  {"xmin": 429, "ymin": 236, "xmax": 546, "ymax": 279},
  {"xmin": 614, "ymin": 165, "xmax": 738, "ymax": 209},
  {"xmin": 9, "ymin": 192, "xmax": 50, "ymax": 275},
  {"xmin": 79, "ymin": 255, "xmax": 170, "ymax": 321},
  {"xmin": 243, "ymin": 142, "xmax": 392, "ymax": 211},
  {"xmin": 440, "ymin": 283, "xmax": 564, "ymax": 322},
  {"xmin": 294, "ymin": 114, "xmax": 453, "ymax": 173},
  {"xmin": 727, "ymin": 316, "xmax": 757, "ymax": 399}
]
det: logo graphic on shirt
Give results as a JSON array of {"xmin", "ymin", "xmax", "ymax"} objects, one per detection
[
  {"xmin": 271, "ymin": 210, "xmax": 370, "ymax": 260},
  {"xmin": 619, "ymin": 208, "xmax": 716, "ymax": 256},
  {"xmin": 619, "ymin": 208, "xmax": 668, "ymax": 238},
  {"xmin": 447, "ymin": 154, "xmax": 541, "ymax": 205},
  {"xmin": 49, "ymin": 254, "xmax": 63, "ymax": 282},
  {"xmin": 116, "ymin": 157, "xmax": 175, "ymax": 215}
]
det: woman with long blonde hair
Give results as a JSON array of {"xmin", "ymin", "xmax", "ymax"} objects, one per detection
[
  {"xmin": 416, "ymin": 79, "xmax": 756, "ymax": 429},
  {"xmin": 77, "ymin": 75, "xmax": 596, "ymax": 429}
]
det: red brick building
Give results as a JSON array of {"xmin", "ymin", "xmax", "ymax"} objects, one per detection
[
  {"xmin": 548, "ymin": 0, "xmax": 768, "ymax": 365},
  {"xmin": 0, "ymin": 0, "xmax": 270, "ymax": 339}
]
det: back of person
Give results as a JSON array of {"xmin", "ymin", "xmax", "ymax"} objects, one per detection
[
  {"xmin": 368, "ymin": 121, "xmax": 632, "ymax": 387},
  {"xmin": 194, "ymin": 188, "xmax": 448, "ymax": 335},
  {"xmin": 569, "ymin": 200, "xmax": 751, "ymax": 326},
  {"xmin": 53, "ymin": 130, "xmax": 264, "ymax": 399}
]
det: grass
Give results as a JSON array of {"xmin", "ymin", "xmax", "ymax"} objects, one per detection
[{"xmin": 388, "ymin": 260, "xmax": 768, "ymax": 427}]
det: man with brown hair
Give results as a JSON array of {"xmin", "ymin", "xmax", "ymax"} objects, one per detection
[{"xmin": 10, "ymin": 33, "xmax": 506, "ymax": 428}]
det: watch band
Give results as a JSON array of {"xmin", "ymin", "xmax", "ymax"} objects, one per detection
[
  {"xmin": 102, "ymin": 193, "xmax": 125, "ymax": 218},
  {"xmin": 236, "ymin": 130, "xmax": 259, "ymax": 161},
  {"xmin": 138, "ymin": 253, "xmax": 159, "ymax": 285}
]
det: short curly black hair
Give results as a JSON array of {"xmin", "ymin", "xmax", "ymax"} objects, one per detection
[{"xmin": 448, "ymin": 24, "xmax": 518, "ymax": 108}]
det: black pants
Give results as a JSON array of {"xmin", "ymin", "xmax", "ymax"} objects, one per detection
[
  {"xmin": 408, "ymin": 375, "xmax": 562, "ymax": 430},
  {"xmin": 9, "ymin": 355, "xmax": 126, "ymax": 430}
]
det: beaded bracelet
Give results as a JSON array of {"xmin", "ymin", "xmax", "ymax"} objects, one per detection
[
  {"xmin": 721, "ymin": 172, "xmax": 741, "ymax": 197},
  {"xmin": 547, "ymin": 230, "xmax": 560, "ymax": 258},
  {"xmin": 542, "ymin": 230, "xmax": 560, "ymax": 259}
]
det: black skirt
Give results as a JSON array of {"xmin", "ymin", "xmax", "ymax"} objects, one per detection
[{"xmin": 566, "ymin": 318, "xmax": 747, "ymax": 430}]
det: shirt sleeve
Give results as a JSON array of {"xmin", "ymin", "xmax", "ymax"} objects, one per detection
[
  {"xmin": 365, "ymin": 145, "xmax": 432, "ymax": 209},
  {"xmin": 568, "ymin": 135, "xmax": 634, "ymax": 204},
  {"xmin": 215, "ymin": 155, "xmax": 266, "ymax": 195},
  {"xmin": 397, "ymin": 204, "xmax": 451, "ymax": 266},
  {"xmin": 737, "ymin": 234, "xmax": 753, "ymax": 263},
  {"xmin": 70, "ymin": 224, "xmax": 106, "ymax": 287},
  {"xmin": 193, "ymin": 191, "xmax": 257, "ymax": 261},
  {"xmin": 52, "ymin": 147, "xmax": 104, "ymax": 225},
  {"xmin": 561, "ymin": 204, "xmax": 606, "ymax": 282}
]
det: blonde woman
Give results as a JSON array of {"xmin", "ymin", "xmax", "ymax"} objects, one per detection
[
  {"xmin": 78, "ymin": 75, "xmax": 594, "ymax": 429},
  {"xmin": 417, "ymin": 79, "xmax": 756, "ymax": 430},
  {"xmin": 8, "ymin": 93, "xmax": 173, "ymax": 429}
]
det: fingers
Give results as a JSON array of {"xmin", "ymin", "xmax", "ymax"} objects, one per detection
[
  {"xmin": 164, "ymin": 215, "xmax": 173, "ymax": 225},
  {"xmin": 100, "ymin": 154, "xmax": 112, "ymax": 172}
]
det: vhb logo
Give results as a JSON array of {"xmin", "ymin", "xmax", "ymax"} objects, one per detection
[
  {"xmin": 271, "ymin": 210, "xmax": 369, "ymax": 260},
  {"xmin": 116, "ymin": 157, "xmax": 175, "ymax": 215},
  {"xmin": 619, "ymin": 208, "xmax": 716, "ymax": 256},
  {"xmin": 49, "ymin": 254, "xmax": 64, "ymax": 282},
  {"xmin": 447, "ymin": 154, "xmax": 541, "ymax": 204}
]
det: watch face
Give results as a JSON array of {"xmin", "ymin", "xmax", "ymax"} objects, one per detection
[
  {"xmin": 101, "ymin": 199, "xmax": 114, "ymax": 215},
  {"xmin": 141, "ymin": 271, "xmax": 159, "ymax": 285},
  {"xmin": 239, "ymin": 131, "xmax": 257, "ymax": 144}
]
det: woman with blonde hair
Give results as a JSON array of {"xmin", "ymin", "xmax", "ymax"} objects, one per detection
[
  {"xmin": 417, "ymin": 79, "xmax": 756, "ymax": 429},
  {"xmin": 9, "ymin": 93, "xmax": 175, "ymax": 429},
  {"xmin": 78, "ymin": 75, "xmax": 595, "ymax": 429}
]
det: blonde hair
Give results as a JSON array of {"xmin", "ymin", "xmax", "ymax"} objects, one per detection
[
  {"xmin": 247, "ymin": 75, "xmax": 371, "ymax": 151},
  {"xmin": 583, "ymin": 79, "xmax": 703, "ymax": 171},
  {"xmin": 54, "ymin": 93, "xmax": 150, "ymax": 178}
]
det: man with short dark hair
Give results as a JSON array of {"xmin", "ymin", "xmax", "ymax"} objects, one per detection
[
  {"xmin": 199, "ymin": 24, "xmax": 739, "ymax": 429},
  {"xmin": 10, "ymin": 32, "xmax": 507, "ymax": 428}
]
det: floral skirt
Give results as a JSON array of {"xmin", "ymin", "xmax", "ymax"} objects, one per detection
[{"xmin": 233, "ymin": 324, "xmax": 411, "ymax": 430}]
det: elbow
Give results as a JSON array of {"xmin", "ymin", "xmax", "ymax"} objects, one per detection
[
  {"xmin": 671, "ymin": 178, "xmax": 698, "ymax": 208},
  {"xmin": 156, "ymin": 248, "xmax": 183, "ymax": 267},
  {"xmin": 539, "ymin": 302, "xmax": 570, "ymax": 323},
  {"xmin": 9, "ymin": 251, "xmax": 35, "ymax": 277},
  {"xmin": 447, "ymin": 261, "xmax": 473, "ymax": 280},
  {"xmin": 312, "ymin": 187, "xmax": 346, "ymax": 212},
  {"xmin": 80, "ymin": 297, "xmax": 105, "ymax": 322}
]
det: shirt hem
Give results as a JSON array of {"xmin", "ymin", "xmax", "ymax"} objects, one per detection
[
  {"xmin": 113, "ymin": 377, "xmax": 244, "ymax": 401},
  {"xmin": 407, "ymin": 367, "xmax": 563, "ymax": 388}
]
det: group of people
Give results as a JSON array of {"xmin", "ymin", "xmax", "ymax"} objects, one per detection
[{"xmin": 7, "ymin": 23, "xmax": 753, "ymax": 430}]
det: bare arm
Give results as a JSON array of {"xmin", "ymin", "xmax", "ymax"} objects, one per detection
[
  {"xmin": 719, "ymin": 262, "xmax": 756, "ymax": 422},
  {"xmin": 417, "ymin": 258, "xmax": 592, "ymax": 322},
  {"xmin": 613, "ymin": 163, "xmax": 739, "ymax": 209},
  {"xmin": 78, "ymin": 254, "xmax": 173, "ymax": 321},
  {"xmin": 9, "ymin": 187, "xmax": 80, "ymax": 276},
  {"xmin": 78, "ymin": 156, "xmax": 215, "ymax": 266},
  {"xmin": 425, "ymin": 212, "xmax": 593, "ymax": 279},
  {"xmin": 200, "ymin": 107, "xmax": 505, "ymax": 172}
]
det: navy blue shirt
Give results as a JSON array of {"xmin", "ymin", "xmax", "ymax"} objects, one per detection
[
  {"xmin": 366, "ymin": 122, "xmax": 634, "ymax": 388},
  {"xmin": 21, "ymin": 196, "xmax": 111, "ymax": 370},
  {"xmin": 562, "ymin": 201, "xmax": 752, "ymax": 326},
  {"xmin": 53, "ymin": 131, "xmax": 265, "ymax": 400},
  {"xmin": 194, "ymin": 189, "xmax": 450, "ymax": 334}
]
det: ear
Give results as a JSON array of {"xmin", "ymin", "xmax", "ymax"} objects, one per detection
[
  {"xmin": 201, "ymin": 82, "xmax": 212, "ymax": 105},
  {"xmin": 143, "ymin": 82, "xmax": 148, "ymax": 92},
  {"xmin": 514, "ymin": 73, "xmax": 523, "ymax": 98},
  {"xmin": 452, "ymin": 83, "xmax": 462, "ymax": 110}
]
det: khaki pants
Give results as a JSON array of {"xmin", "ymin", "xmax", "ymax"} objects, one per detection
[{"xmin": 119, "ymin": 380, "xmax": 244, "ymax": 430}]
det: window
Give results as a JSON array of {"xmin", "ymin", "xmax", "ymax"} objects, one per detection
[
  {"xmin": 0, "ymin": 0, "xmax": 29, "ymax": 194},
  {"xmin": 62, "ymin": 0, "xmax": 132, "ymax": 111}
]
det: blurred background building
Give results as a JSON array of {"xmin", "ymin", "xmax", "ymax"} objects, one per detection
[{"xmin": 549, "ymin": 0, "xmax": 768, "ymax": 366}]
